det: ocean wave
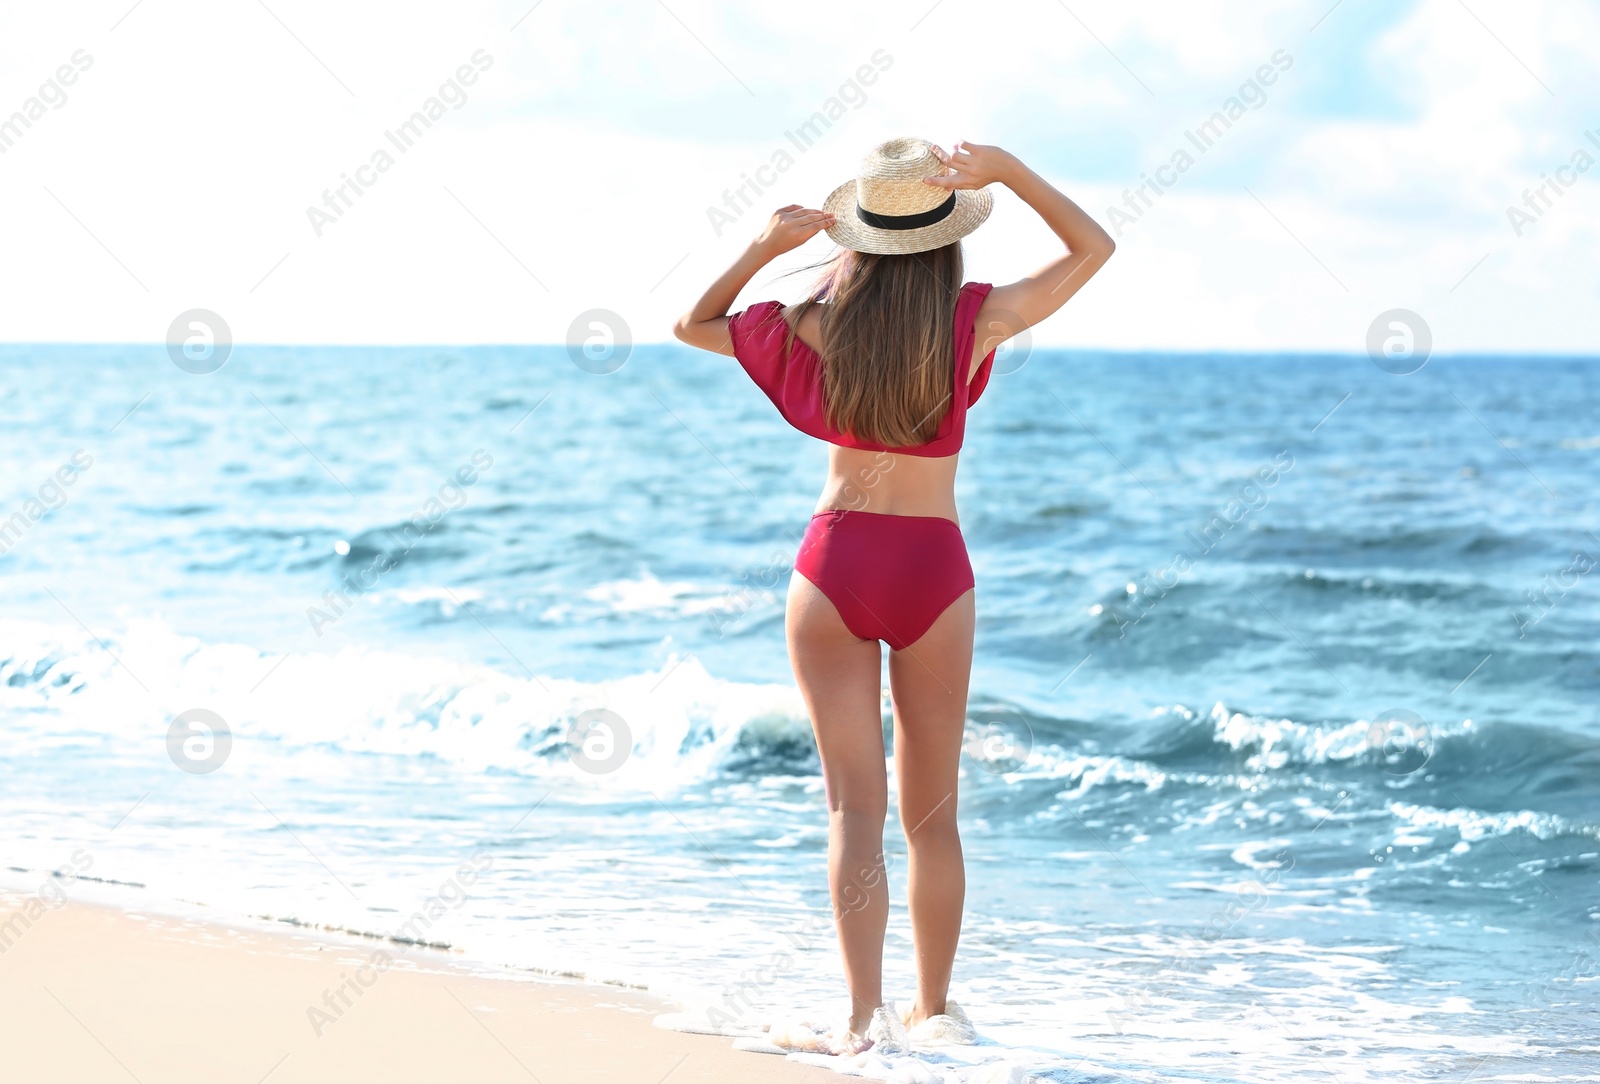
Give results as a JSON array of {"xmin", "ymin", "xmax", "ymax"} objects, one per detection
[
  {"xmin": 958, "ymin": 701, "xmax": 1598, "ymax": 831},
  {"xmin": 1389, "ymin": 801, "xmax": 1599, "ymax": 845},
  {"xmin": 0, "ymin": 617, "xmax": 812, "ymax": 787},
  {"xmin": 1271, "ymin": 567, "xmax": 1482, "ymax": 603},
  {"xmin": 1241, "ymin": 522, "xmax": 1549, "ymax": 565},
  {"xmin": 3, "ymin": 618, "xmax": 1592, "ymax": 829}
]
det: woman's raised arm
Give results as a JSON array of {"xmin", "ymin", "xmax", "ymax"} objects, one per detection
[
  {"xmin": 924, "ymin": 142, "xmax": 1115, "ymax": 366},
  {"xmin": 672, "ymin": 205, "xmax": 836, "ymax": 356}
]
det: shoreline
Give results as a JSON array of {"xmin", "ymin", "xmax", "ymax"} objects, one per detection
[{"xmin": 0, "ymin": 886, "xmax": 853, "ymax": 1084}]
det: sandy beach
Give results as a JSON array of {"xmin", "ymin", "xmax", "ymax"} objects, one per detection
[{"xmin": 0, "ymin": 890, "xmax": 851, "ymax": 1084}]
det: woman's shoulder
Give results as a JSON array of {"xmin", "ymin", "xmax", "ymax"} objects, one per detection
[
  {"xmin": 728, "ymin": 300, "xmax": 825, "ymax": 361},
  {"xmin": 955, "ymin": 281, "xmax": 995, "ymax": 330},
  {"xmin": 778, "ymin": 298, "xmax": 832, "ymax": 313},
  {"xmin": 737, "ymin": 299, "xmax": 818, "ymax": 327},
  {"xmin": 786, "ymin": 301, "xmax": 826, "ymax": 356},
  {"xmin": 733, "ymin": 298, "xmax": 787, "ymax": 324}
]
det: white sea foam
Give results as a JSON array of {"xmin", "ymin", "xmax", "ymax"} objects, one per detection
[
  {"xmin": 580, "ymin": 570, "xmax": 761, "ymax": 617},
  {"xmin": 1391, "ymin": 801, "xmax": 1596, "ymax": 844},
  {"xmin": 0, "ymin": 615, "xmax": 810, "ymax": 787}
]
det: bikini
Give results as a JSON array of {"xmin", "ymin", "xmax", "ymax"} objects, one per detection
[{"xmin": 727, "ymin": 281, "xmax": 997, "ymax": 650}]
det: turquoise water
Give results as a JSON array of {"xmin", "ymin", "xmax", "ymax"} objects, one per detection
[{"xmin": 1, "ymin": 345, "xmax": 1597, "ymax": 1081}]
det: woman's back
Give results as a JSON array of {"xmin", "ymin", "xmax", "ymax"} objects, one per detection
[
  {"xmin": 787, "ymin": 302, "xmax": 979, "ymax": 523},
  {"xmin": 733, "ymin": 281, "xmax": 1001, "ymax": 523}
]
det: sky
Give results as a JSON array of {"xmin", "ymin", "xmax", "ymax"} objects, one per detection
[{"xmin": 0, "ymin": 0, "xmax": 1596, "ymax": 351}]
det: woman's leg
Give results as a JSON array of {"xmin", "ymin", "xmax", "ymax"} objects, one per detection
[
  {"xmin": 887, "ymin": 587, "xmax": 974, "ymax": 1028},
  {"xmin": 786, "ymin": 572, "xmax": 890, "ymax": 1037}
]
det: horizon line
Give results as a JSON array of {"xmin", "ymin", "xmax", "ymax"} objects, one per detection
[{"xmin": 2, "ymin": 342, "xmax": 1598, "ymax": 360}]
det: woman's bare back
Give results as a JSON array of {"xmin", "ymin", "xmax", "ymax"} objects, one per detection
[{"xmin": 790, "ymin": 303, "xmax": 973, "ymax": 523}]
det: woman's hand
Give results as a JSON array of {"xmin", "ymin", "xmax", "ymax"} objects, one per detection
[
  {"xmin": 752, "ymin": 205, "xmax": 836, "ymax": 257},
  {"xmin": 677, "ymin": 205, "xmax": 835, "ymax": 356},
  {"xmin": 924, "ymin": 141, "xmax": 1019, "ymax": 191}
]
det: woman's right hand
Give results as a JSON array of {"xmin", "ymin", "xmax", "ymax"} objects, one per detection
[
  {"xmin": 752, "ymin": 205, "xmax": 836, "ymax": 257},
  {"xmin": 925, "ymin": 141, "xmax": 1020, "ymax": 191}
]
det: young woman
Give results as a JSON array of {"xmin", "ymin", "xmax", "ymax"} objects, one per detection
[{"xmin": 675, "ymin": 138, "xmax": 1115, "ymax": 1055}]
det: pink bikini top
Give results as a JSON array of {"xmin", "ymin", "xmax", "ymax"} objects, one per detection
[{"xmin": 726, "ymin": 281, "xmax": 997, "ymax": 458}]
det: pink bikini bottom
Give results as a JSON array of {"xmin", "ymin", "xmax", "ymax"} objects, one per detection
[{"xmin": 793, "ymin": 509, "xmax": 974, "ymax": 651}]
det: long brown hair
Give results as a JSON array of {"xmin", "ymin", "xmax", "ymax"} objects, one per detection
[{"xmin": 780, "ymin": 242, "xmax": 964, "ymax": 447}]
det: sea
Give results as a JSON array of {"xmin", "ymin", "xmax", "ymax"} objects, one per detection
[{"xmin": 1, "ymin": 342, "xmax": 1597, "ymax": 1083}]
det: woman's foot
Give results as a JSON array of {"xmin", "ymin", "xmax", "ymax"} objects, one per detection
[
  {"xmin": 902, "ymin": 997, "xmax": 977, "ymax": 1045},
  {"xmin": 817, "ymin": 1022, "xmax": 873, "ymax": 1056},
  {"xmin": 863, "ymin": 1002, "xmax": 909, "ymax": 1053},
  {"xmin": 768, "ymin": 1001, "xmax": 909, "ymax": 1056},
  {"xmin": 824, "ymin": 1001, "xmax": 909, "ymax": 1055}
]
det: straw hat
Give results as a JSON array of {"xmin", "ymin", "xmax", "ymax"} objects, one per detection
[{"xmin": 822, "ymin": 137, "xmax": 993, "ymax": 255}]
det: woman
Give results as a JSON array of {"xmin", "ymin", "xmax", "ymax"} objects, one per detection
[{"xmin": 674, "ymin": 138, "xmax": 1115, "ymax": 1054}]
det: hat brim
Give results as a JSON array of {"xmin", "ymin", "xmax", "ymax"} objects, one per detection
[{"xmin": 821, "ymin": 180, "xmax": 992, "ymax": 255}]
